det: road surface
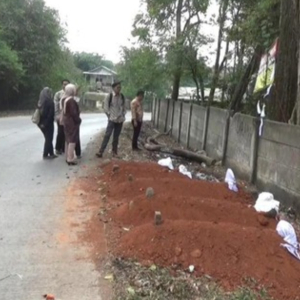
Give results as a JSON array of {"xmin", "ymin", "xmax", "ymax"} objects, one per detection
[{"xmin": 0, "ymin": 113, "xmax": 149, "ymax": 299}]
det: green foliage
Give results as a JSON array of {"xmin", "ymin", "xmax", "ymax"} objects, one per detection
[
  {"xmin": 117, "ymin": 46, "xmax": 168, "ymax": 99},
  {"xmin": 0, "ymin": 0, "xmax": 108, "ymax": 110},
  {"xmin": 132, "ymin": 0, "xmax": 211, "ymax": 100},
  {"xmin": 0, "ymin": 38, "xmax": 24, "ymax": 85},
  {"xmin": 73, "ymin": 52, "xmax": 114, "ymax": 72},
  {"xmin": 228, "ymin": 0, "xmax": 280, "ymax": 49},
  {"xmin": 0, "ymin": 0, "xmax": 71, "ymax": 109}
]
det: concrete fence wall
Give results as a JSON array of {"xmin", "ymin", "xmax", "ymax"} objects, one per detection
[{"xmin": 152, "ymin": 98, "xmax": 300, "ymax": 210}]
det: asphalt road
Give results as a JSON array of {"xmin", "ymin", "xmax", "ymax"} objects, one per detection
[{"xmin": 0, "ymin": 113, "xmax": 128, "ymax": 299}]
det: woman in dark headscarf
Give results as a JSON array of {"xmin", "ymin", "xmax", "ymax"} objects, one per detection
[
  {"xmin": 38, "ymin": 87, "xmax": 57, "ymax": 159},
  {"xmin": 62, "ymin": 84, "xmax": 81, "ymax": 165}
]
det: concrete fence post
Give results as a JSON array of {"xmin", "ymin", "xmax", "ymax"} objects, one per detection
[
  {"xmin": 186, "ymin": 102, "xmax": 193, "ymax": 148},
  {"xmin": 221, "ymin": 110, "xmax": 232, "ymax": 165},
  {"xmin": 171, "ymin": 100, "xmax": 175, "ymax": 135},
  {"xmin": 202, "ymin": 106, "xmax": 210, "ymax": 150},
  {"xmin": 153, "ymin": 98, "xmax": 157, "ymax": 126},
  {"xmin": 178, "ymin": 100, "xmax": 183, "ymax": 143},
  {"xmin": 164, "ymin": 98, "xmax": 170, "ymax": 133},
  {"xmin": 157, "ymin": 98, "xmax": 161, "ymax": 129},
  {"xmin": 250, "ymin": 116, "xmax": 260, "ymax": 184},
  {"xmin": 151, "ymin": 97, "xmax": 155, "ymax": 123}
]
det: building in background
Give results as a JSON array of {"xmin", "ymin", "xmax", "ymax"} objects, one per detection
[{"xmin": 83, "ymin": 66, "xmax": 117, "ymax": 93}]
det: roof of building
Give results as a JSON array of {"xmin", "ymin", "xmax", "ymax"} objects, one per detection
[{"xmin": 83, "ymin": 65, "xmax": 117, "ymax": 76}]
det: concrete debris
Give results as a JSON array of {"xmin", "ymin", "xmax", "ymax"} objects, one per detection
[
  {"xmin": 146, "ymin": 187, "xmax": 155, "ymax": 199},
  {"xmin": 112, "ymin": 164, "xmax": 120, "ymax": 173},
  {"xmin": 128, "ymin": 174, "xmax": 134, "ymax": 182},
  {"xmin": 129, "ymin": 201, "xmax": 134, "ymax": 210},
  {"xmin": 188, "ymin": 265, "xmax": 195, "ymax": 273},
  {"xmin": 196, "ymin": 172, "xmax": 218, "ymax": 182},
  {"xmin": 154, "ymin": 211, "xmax": 163, "ymax": 225}
]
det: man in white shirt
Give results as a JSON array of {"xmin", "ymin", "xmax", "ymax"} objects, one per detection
[{"xmin": 96, "ymin": 81, "xmax": 126, "ymax": 158}]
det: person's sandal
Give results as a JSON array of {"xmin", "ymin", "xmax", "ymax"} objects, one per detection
[{"xmin": 67, "ymin": 161, "xmax": 77, "ymax": 166}]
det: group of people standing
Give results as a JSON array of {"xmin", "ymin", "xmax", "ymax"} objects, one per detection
[
  {"xmin": 37, "ymin": 80, "xmax": 145, "ymax": 164},
  {"xmin": 37, "ymin": 80, "xmax": 81, "ymax": 165}
]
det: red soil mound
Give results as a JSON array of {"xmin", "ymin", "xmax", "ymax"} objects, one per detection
[{"xmin": 100, "ymin": 161, "xmax": 300, "ymax": 299}]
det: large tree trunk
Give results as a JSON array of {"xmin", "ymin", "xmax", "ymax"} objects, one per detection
[
  {"xmin": 272, "ymin": 0, "xmax": 298, "ymax": 122},
  {"xmin": 230, "ymin": 46, "xmax": 263, "ymax": 112},
  {"xmin": 171, "ymin": 71, "xmax": 181, "ymax": 100},
  {"xmin": 199, "ymin": 73, "xmax": 205, "ymax": 103},
  {"xmin": 208, "ymin": 0, "xmax": 229, "ymax": 104},
  {"xmin": 171, "ymin": 0, "xmax": 183, "ymax": 101}
]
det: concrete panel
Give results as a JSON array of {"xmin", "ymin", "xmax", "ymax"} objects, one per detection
[
  {"xmin": 259, "ymin": 139, "xmax": 300, "ymax": 167},
  {"xmin": 167, "ymin": 100, "xmax": 174, "ymax": 130},
  {"xmin": 226, "ymin": 113, "xmax": 254, "ymax": 179},
  {"xmin": 257, "ymin": 156, "xmax": 300, "ymax": 194},
  {"xmin": 171, "ymin": 101, "xmax": 181, "ymax": 139},
  {"xmin": 179, "ymin": 103, "xmax": 190, "ymax": 146},
  {"xmin": 189, "ymin": 105, "xmax": 206, "ymax": 150},
  {"xmin": 256, "ymin": 120, "xmax": 300, "ymax": 208},
  {"xmin": 157, "ymin": 100, "xmax": 167, "ymax": 132},
  {"xmin": 262, "ymin": 120, "xmax": 300, "ymax": 149},
  {"xmin": 206, "ymin": 107, "xmax": 227, "ymax": 159}
]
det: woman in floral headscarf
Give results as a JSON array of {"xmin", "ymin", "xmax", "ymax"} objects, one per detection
[{"xmin": 61, "ymin": 84, "xmax": 81, "ymax": 165}]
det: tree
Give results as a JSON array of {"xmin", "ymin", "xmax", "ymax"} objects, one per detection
[
  {"xmin": 0, "ymin": 0, "xmax": 69, "ymax": 109},
  {"xmin": 208, "ymin": 0, "xmax": 230, "ymax": 104},
  {"xmin": 133, "ymin": 0, "xmax": 209, "ymax": 100},
  {"xmin": 272, "ymin": 0, "xmax": 298, "ymax": 122},
  {"xmin": 0, "ymin": 38, "xmax": 24, "ymax": 109},
  {"xmin": 117, "ymin": 46, "xmax": 167, "ymax": 99}
]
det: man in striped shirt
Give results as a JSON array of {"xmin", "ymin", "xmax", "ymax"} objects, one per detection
[{"xmin": 96, "ymin": 81, "xmax": 126, "ymax": 158}]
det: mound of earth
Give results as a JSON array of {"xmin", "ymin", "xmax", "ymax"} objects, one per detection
[{"xmin": 100, "ymin": 161, "xmax": 300, "ymax": 300}]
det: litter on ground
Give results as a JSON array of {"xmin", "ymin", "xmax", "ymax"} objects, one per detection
[
  {"xmin": 254, "ymin": 192, "xmax": 280, "ymax": 213},
  {"xmin": 178, "ymin": 165, "xmax": 192, "ymax": 179},
  {"xmin": 276, "ymin": 220, "xmax": 300, "ymax": 260},
  {"xmin": 225, "ymin": 168, "xmax": 238, "ymax": 192},
  {"xmin": 158, "ymin": 157, "xmax": 174, "ymax": 170}
]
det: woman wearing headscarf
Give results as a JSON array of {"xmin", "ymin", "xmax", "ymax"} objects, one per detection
[
  {"xmin": 38, "ymin": 87, "xmax": 57, "ymax": 159},
  {"xmin": 61, "ymin": 84, "xmax": 81, "ymax": 165}
]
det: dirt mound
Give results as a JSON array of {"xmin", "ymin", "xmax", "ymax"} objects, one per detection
[
  {"xmin": 100, "ymin": 161, "xmax": 300, "ymax": 299},
  {"xmin": 101, "ymin": 162, "xmax": 253, "ymax": 203},
  {"xmin": 116, "ymin": 221, "xmax": 300, "ymax": 299},
  {"xmin": 111, "ymin": 195, "xmax": 275, "ymax": 229}
]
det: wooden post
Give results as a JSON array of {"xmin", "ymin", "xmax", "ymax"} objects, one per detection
[
  {"xmin": 178, "ymin": 100, "xmax": 183, "ymax": 143},
  {"xmin": 186, "ymin": 102, "xmax": 193, "ymax": 148},
  {"xmin": 250, "ymin": 116, "xmax": 260, "ymax": 184},
  {"xmin": 171, "ymin": 100, "xmax": 175, "ymax": 135},
  {"xmin": 164, "ymin": 98, "xmax": 170, "ymax": 132},
  {"xmin": 221, "ymin": 110, "xmax": 231, "ymax": 165},
  {"xmin": 202, "ymin": 106, "xmax": 210, "ymax": 150}
]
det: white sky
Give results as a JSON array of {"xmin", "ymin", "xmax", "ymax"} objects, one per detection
[
  {"xmin": 45, "ymin": 0, "xmax": 219, "ymax": 64},
  {"xmin": 45, "ymin": 0, "xmax": 141, "ymax": 62}
]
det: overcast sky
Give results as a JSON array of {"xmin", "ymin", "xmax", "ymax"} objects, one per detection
[
  {"xmin": 45, "ymin": 0, "xmax": 219, "ymax": 64},
  {"xmin": 45, "ymin": 0, "xmax": 141, "ymax": 62}
]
